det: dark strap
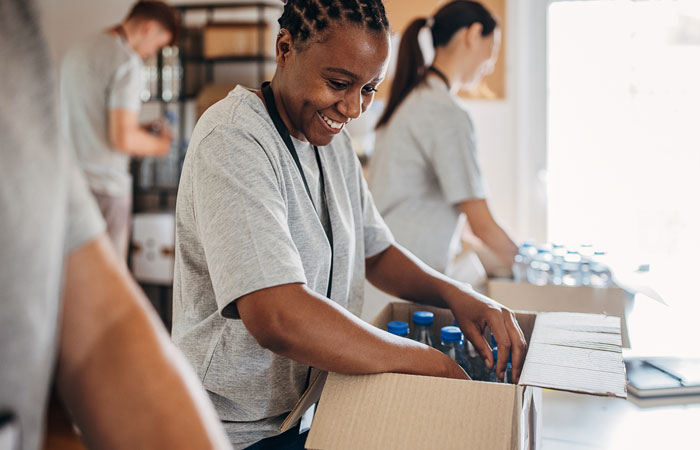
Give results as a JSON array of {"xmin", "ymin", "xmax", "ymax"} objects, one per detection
[
  {"xmin": 261, "ymin": 82, "xmax": 333, "ymax": 299},
  {"xmin": 427, "ymin": 65, "xmax": 451, "ymax": 90}
]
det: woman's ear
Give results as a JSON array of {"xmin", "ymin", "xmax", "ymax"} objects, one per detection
[
  {"xmin": 464, "ymin": 22, "xmax": 484, "ymax": 49},
  {"xmin": 276, "ymin": 28, "xmax": 294, "ymax": 67}
]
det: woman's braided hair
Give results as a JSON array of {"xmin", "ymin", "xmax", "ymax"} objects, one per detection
[{"xmin": 278, "ymin": 0, "xmax": 389, "ymax": 44}]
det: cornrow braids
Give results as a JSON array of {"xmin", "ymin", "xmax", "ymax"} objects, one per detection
[{"xmin": 278, "ymin": 0, "xmax": 389, "ymax": 46}]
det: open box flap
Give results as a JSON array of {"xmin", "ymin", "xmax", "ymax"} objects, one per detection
[
  {"xmin": 280, "ymin": 369, "xmax": 328, "ymax": 433},
  {"xmin": 519, "ymin": 312, "xmax": 627, "ymax": 398}
]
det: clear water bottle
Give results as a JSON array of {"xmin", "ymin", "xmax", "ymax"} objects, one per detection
[
  {"xmin": 464, "ymin": 340, "xmax": 490, "ymax": 381},
  {"xmin": 440, "ymin": 326, "xmax": 472, "ymax": 375},
  {"xmin": 550, "ymin": 244, "xmax": 567, "ymax": 285},
  {"xmin": 527, "ymin": 249, "xmax": 553, "ymax": 286},
  {"xmin": 578, "ymin": 244, "xmax": 594, "ymax": 286},
  {"xmin": 512, "ymin": 243, "xmax": 536, "ymax": 282},
  {"xmin": 590, "ymin": 251, "xmax": 612, "ymax": 287},
  {"xmin": 410, "ymin": 311, "xmax": 435, "ymax": 347},
  {"xmin": 489, "ymin": 335, "xmax": 513, "ymax": 383},
  {"xmin": 561, "ymin": 250, "xmax": 582, "ymax": 286},
  {"xmin": 387, "ymin": 321, "xmax": 409, "ymax": 338}
]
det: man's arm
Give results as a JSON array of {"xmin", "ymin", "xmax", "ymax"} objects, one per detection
[
  {"xmin": 460, "ymin": 198, "xmax": 518, "ymax": 268},
  {"xmin": 365, "ymin": 245, "xmax": 527, "ymax": 383},
  {"xmin": 235, "ymin": 284, "xmax": 468, "ymax": 381},
  {"xmin": 109, "ymin": 109, "xmax": 171, "ymax": 157},
  {"xmin": 57, "ymin": 235, "xmax": 231, "ymax": 450}
]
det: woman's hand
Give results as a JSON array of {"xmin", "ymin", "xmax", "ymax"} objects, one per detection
[{"xmin": 444, "ymin": 285, "xmax": 527, "ymax": 383}]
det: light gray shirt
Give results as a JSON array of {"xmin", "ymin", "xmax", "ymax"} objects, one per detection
[
  {"xmin": 369, "ymin": 76, "xmax": 487, "ymax": 273},
  {"xmin": 60, "ymin": 32, "xmax": 143, "ymax": 196},
  {"xmin": 0, "ymin": 2, "xmax": 106, "ymax": 449},
  {"xmin": 172, "ymin": 86, "xmax": 394, "ymax": 448}
]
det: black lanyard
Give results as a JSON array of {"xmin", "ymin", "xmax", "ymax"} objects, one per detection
[
  {"xmin": 261, "ymin": 82, "xmax": 333, "ymax": 299},
  {"xmin": 427, "ymin": 66, "xmax": 451, "ymax": 90}
]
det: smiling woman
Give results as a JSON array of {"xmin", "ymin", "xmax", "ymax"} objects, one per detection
[{"xmin": 171, "ymin": 0, "xmax": 527, "ymax": 449}]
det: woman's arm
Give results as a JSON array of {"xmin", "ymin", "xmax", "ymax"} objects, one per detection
[
  {"xmin": 460, "ymin": 198, "xmax": 518, "ymax": 268},
  {"xmin": 236, "ymin": 283, "xmax": 469, "ymax": 380},
  {"xmin": 366, "ymin": 244, "xmax": 527, "ymax": 383}
]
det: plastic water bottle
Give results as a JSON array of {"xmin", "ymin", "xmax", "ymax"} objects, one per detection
[
  {"xmin": 590, "ymin": 251, "xmax": 612, "ymax": 287},
  {"xmin": 527, "ymin": 249, "xmax": 553, "ymax": 286},
  {"xmin": 440, "ymin": 326, "xmax": 472, "ymax": 375},
  {"xmin": 512, "ymin": 243, "xmax": 536, "ymax": 282},
  {"xmin": 464, "ymin": 340, "xmax": 490, "ymax": 381},
  {"xmin": 489, "ymin": 335, "xmax": 513, "ymax": 383},
  {"xmin": 410, "ymin": 311, "xmax": 435, "ymax": 347},
  {"xmin": 561, "ymin": 251, "xmax": 582, "ymax": 286},
  {"xmin": 550, "ymin": 244, "xmax": 567, "ymax": 285},
  {"xmin": 387, "ymin": 321, "xmax": 409, "ymax": 338},
  {"xmin": 578, "ymin": 244, "xmax": 594, "ymax": 285}
]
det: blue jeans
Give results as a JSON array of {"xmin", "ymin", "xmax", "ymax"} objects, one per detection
[{"xmin": 244, "ymin": 427, "xmax": 309, "ymax": 450}]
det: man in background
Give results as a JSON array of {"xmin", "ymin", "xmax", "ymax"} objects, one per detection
[
  {"xmin": 61, "ymin": 0, "xmax": 177, "ymax": 259},
  {"xmin": 0, "ymin": 0, "xmax": 231, "ymax": 449}
]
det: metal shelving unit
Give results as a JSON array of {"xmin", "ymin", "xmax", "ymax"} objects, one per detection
[{"xmin": 131, "ymin": 2, "xmax": 283, "ymax": 328}]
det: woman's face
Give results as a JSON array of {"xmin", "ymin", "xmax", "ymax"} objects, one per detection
[
  {"xmin": 470, "ymin": 27, "xmax": 501, "ymax": 85},
  {"xmin": 274, "ymin": 25, "xmax": 391, "ymax": 146}
]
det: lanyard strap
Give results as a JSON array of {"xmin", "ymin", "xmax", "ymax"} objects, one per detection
[
  {"xmin": 261, "ymin": 82, "xmax": 333, "ymax": 299},
  {"xmin": 427, "ymin": 66, "xmax": 451, "ymax": 90}
]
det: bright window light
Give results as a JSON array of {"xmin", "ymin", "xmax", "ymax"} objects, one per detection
[{"xmin": 548, "ymin": 0, "xmax": 700, "ymax": 317}]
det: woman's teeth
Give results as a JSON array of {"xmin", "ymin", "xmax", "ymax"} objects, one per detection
[{"xmin": 320, "ymin": 113, "xmax": 343, "ymax": 129}]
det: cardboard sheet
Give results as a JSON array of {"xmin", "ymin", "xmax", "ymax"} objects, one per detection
[{"xmin": 519, "ymin": 312, "xmax": 627, "ymax": 398}]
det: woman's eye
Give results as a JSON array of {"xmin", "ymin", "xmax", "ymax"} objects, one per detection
[
  {"xmin": 363, "ymin": 86, "xmax": 377, "ymax": 94},
  {"xmin": 328, "ymin": 80, "xmax": 348, "ymax": 90}
]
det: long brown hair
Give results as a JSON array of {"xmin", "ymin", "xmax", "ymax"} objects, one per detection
[{"xmin": 375, "ymin": 1, "xmax": 497, "ymax": 128}]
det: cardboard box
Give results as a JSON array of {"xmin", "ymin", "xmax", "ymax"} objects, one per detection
[
  {"xmin": 196, "ymin": 83, "xmax": 238, "ymax": 118},
  {"xmin": 202, "ymin": 22, "xmax": 272, "ymax": 58},
  {"xmin": 487, "ymin": 280, "xmax": 634, "ymax": 347},
  {"xmin": 284, "ymin": 302, "xmax": 627, "ymax": 450}
]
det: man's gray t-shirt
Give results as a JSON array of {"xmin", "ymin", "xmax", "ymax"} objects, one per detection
[
  {"xmin": 0, "ymin": 2, "xmax": 105, "ymax": 449},
  {"xmin": 60, "ymin": 32, "xmax": 142, "ymax": 196},
  {"xmin": 172, "ymin": 86, "xmax": 394, "ymax": 448},
  {"xmin": 369, "ymin": 76, "xmax": 487, "ymax": 273}
]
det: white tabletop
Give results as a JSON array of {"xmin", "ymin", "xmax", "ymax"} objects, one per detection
[{"xmin": 541, "ymin": 389, "xmax": 700, "ymax": 449}]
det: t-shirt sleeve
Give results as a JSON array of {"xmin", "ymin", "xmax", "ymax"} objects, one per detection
[
  {"xmin": 428, "ymin": 108, "xmax": 487, "ymax": 205},
  {"xmin": 108, "ymin": 56, "xmax": 142, "ymax": 111},
  {"xmin": 357, "ymin": 158, "xmax": 394, "ymax": 258},
  {"xmin": 65, "ymin": 155, "xmax": 106, "ymax": 252},
  {"xmin": 191, "ymin": 126, "xmax": 307, "ymax": 315}
]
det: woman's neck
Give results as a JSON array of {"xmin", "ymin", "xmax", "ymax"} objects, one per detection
[{"xmin": 429, "ymin": 53, "xmax": 462, "ymax": 94}]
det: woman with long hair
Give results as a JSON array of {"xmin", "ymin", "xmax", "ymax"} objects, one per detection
[{"xmin": 369, "ymin": 0, "xmax": 518, "ymax": 288}]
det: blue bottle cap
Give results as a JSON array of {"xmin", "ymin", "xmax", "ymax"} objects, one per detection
[
  {"xmin": 387, "ymin": 321, "xmax": 409, "ymax": 336},
  {"xmin": 441, "ymin": 326, "xmax": 463, "ymax": 342},
  {"xmin": 413, "ymin": 311, "xmax": 434, "ymax": 325}
]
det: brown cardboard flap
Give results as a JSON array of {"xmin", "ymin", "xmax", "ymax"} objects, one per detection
[
  {"xmin": 306, "ymin": 373, "xmax": 517, "ymax": 450},
  {"xmin": 280, "ymin": 369, "xmax": 328, "ymax": 433},
  {"xmin": 487, "ymin": 280, "xmax": 633, "ymax": 347},
  {"xmin": 519, "ymin": 312, "xmax": 627, "ymax": 398}
]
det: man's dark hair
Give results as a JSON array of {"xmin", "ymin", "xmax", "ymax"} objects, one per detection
[
  {"xmin": 126, "ymin": 1, "xmax": 180, "ymax": 45},
  {"xmin": 278, "ymin": 0, "xmax": 389, "ymax": 44}
]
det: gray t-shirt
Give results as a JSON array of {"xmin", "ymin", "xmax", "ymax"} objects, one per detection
[
  {"xmin": 172, "ymin": 86, "xmax": 394, "ymax": 448},
  {"xmin": 369, "ymin": 76, "xmax": 487, "ymax": 273},
  {"xmin": 0, "ymin": 2, "xmax": 106, "ymax": 449},
  {"xmin": 60, "ymin": 32, "xmax": 143, "ymax": 196}
]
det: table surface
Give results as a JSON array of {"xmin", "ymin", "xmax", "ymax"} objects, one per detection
[{"xmin": 541, "ymin": 389, "xmax": 700, "ymax": 449}]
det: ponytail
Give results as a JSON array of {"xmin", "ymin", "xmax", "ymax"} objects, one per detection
[{"xmin": 375, "ymin": 17, "xmax": 427, "ymax": 129}]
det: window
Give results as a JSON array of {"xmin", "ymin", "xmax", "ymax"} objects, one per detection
[{"xmin": 548, "ymin": 0, "xmax": 700, "ymax": 314}]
